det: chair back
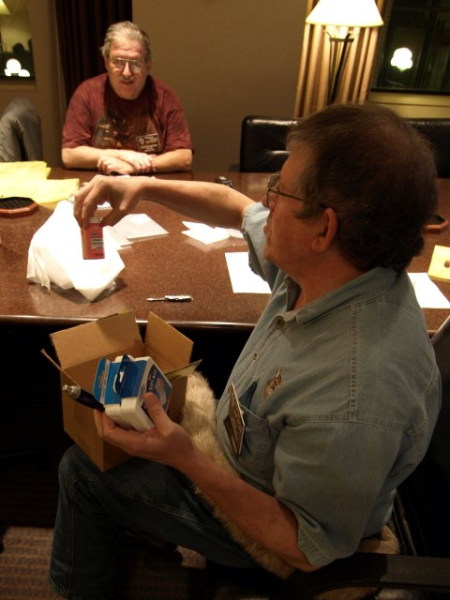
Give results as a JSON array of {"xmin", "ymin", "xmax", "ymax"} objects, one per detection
[
  {"xmin": 0, "ymin": 98, "xmax": 43, "ymax": 162},
  {"xmin": 239, "ymin": 115, "xmax": 298, "ymax": 173},
  {"xmin": 407, "ymin": 118, "xmax": 450, "ymax": 178},
  {"xmin": 399, "ymin": 316, "xmax": 450, "ymax": 557}
]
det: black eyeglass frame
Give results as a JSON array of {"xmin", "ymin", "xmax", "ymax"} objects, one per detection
[{"xmin": 264, "ymin": 172, "xmax": 328, "ymax": 212}]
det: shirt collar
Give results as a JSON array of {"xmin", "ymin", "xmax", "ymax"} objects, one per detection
[{"xmin": 283, "ymin": 267, "xmax": 401, "ymax": 325}]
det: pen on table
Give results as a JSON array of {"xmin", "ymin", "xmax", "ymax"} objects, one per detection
[
  {"xmin": 62, "ymin": 384, "xmax": 104, "ymax": 411},
  {"xmin": 146, "ymin": 295, "xmax": 193, "ymax": 302}
]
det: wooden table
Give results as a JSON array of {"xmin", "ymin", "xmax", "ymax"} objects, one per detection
[{"xmin": 0, "ymin": 170, "xmax": 449, "ymax": 333}]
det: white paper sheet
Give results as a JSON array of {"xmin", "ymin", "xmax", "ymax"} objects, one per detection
[
  {"xmin": 224, "ymin": 256, "xmax": 450, "ymax": 306},
  {"xmin": 225, "ymin": 252, "xmax": 271, "ymax": 294},
  {"xmin": 112, "ymin": 213, "xmax": 168, "ymax": 241},
  {"xmin": 182, "ymin": 221, "xmax": 244, "ymax": 244},
  {"xmin": 408, "ymin": 273, "xmax": 450, "ymax": 309}
]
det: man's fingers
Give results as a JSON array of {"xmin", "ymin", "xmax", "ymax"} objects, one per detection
[{"xmin": 143, "ymin": 394, "xmax": 169, "ymax": 427}]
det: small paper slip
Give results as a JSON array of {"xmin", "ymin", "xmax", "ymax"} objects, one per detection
[
  {"xmin": 227, "ymin": 228, "xmax": 245, "ymax": 239},
  {"xmin": 182, "ymin": 221, "xmax": 244, "ymax": 245},
  {"xmin": 408, "ymin": 273, "xmax": 450, "ymax": 309},
  {"xmin": 428, "ymin": 245, "xmax": 450, "ymax": 282},
  {"xmin": 225, "ymin": 252, "xmax": 271, "ymax": 294},
  {"xmin": 103, "ymin": 226, "xmax": 133, "ymax": 250},
  {"xmin": 112, "ymin": 214, "xmax": 168, "ymax": 241}
]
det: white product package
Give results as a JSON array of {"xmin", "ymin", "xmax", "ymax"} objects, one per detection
[
  {"xmin": 26, "ymin": 200, "xmax": 125, "ymax": 301},
  {"xmin": 93, "ymin": 354, "xmax": 172, "ymax": 431}
]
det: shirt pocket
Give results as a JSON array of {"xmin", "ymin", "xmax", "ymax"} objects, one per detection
[{"xmin": 238, "ymin": 404, "xmax": 275, "ymax": 479}]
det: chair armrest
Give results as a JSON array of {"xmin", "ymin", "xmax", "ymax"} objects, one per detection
[{"xmin": 275, "ymin": 553, "xmax": 450, "ymax": 599}]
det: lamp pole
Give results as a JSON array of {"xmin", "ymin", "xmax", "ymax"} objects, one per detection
[
  {"xmin": 305, "ymin": 0, "xmax": 384, "ymax": 106},
  {"xmin": 327, "ymin": 31, "xmax": 354, "ymax": 104}
]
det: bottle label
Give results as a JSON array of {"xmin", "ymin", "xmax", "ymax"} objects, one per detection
[{"xmin": 81, "ymin": 220, "xmax": 104, "ymax": 260}]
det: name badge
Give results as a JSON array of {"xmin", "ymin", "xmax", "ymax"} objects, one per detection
[
  {"xmin": 137, "ymin": 133, "xmax": 160, "ymax": 154},
  {"xmin": 223, "ymin": 384, "xmax": 245, "ymax": 456}
]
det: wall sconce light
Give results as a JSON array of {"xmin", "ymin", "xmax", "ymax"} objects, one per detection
[
  {"xmin": 4, "ymin": 56, "xmax": 20, "ymax": 75},
  {"xmin": 306, "ymin": 0, "xmax": 383, "ymax": 104},
  {"xmin": 4, "ymin": 57, "xmax": 30, "ymax": 77},
  {"xmin": 390, "ymin": 47, "xmax": 413, "ymax": 71}
]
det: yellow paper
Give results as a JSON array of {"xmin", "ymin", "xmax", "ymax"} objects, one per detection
[
  {"xmin": 428, "ymin": 245, "xmax": 450, "ymax": 282},
  {"xmin": 0, "ymin": 161, "xmax": 50, "ymax": 180},
  {"xmin": 0, "ymin": 177, "xmax": 79, "ymax": 205},
  {"xmin": 0, "ymin": 161, "xmax": 79, "ymax": 205}
]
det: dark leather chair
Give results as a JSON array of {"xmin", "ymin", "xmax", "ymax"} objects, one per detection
[
  {"xmin": 407, "ymin": 118, "xmax": 450, "ymax": 179},
  {"xmin": 0, "ymin": 97, "xmax": 43, "ymax": 162},
  {"xmin": 240, "ymin": 115, "xmax": 450, "ymax": 179},
  {"xmin": 239, "ymin": 115, "xmax": 298, "ymax": 172}
]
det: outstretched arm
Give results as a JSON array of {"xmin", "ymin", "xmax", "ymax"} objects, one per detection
[{"xmin": 73, "ymin": 174, "xmax": 254, "ymax": 230}]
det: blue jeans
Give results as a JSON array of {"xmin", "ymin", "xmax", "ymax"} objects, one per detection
[{"xmin": 49, "ymin": 445, "xmax": 259, "ymax": 600}]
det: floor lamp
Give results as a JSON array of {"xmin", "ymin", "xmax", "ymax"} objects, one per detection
[
  {"xmin": 306, "ymin": 0, "xmax": 383, "ymax": 105},
  {"xmin": 0, "ymin": 0, "xmax": 10, "ymax": 52}
]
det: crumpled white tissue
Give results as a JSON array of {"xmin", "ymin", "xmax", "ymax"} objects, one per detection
[{"xmin": 26, "ymin": 200, "xmax": 125, "ymax": 301}]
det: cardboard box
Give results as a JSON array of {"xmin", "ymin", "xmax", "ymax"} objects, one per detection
[{"xmin": 50, "ymin": 311, "xmax": 195, "ymax": 471}]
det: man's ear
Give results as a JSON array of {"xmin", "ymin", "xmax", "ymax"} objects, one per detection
[{"xmin": 312, "ymin": 208, "xmax": 338, "ymax": 252}]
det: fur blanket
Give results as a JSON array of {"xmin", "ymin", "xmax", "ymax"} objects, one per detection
[{"xmin": 181, "ymin": 372, "xmax": 399, "ymax": 598}]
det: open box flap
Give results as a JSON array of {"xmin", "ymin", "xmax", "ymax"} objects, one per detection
[
  {"xmin": 51, "ymin": 312, "xmax": 142, "ymax": 369},
  {"xmin": 166, "ymin": 359, "xmax": 202, "ymax": 381},
  {"xmin": 144, "ymin": 311, "xmax": 193, "ymax": 372}
]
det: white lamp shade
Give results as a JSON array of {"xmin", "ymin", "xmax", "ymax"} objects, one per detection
[
  {"xmin": 306, "ymin": 0, "xmax": 383, "ymax": 28},
  {"xmin": 0, "ymin": 0, "xmax": 10, "ymax": 16}
]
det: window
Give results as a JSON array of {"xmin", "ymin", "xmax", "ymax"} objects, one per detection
[
  {"xmin": 0, "ymin": 0, "xmax": 35, "ymax": 80},
  {"xmin": 372, "ymin": 0, "xmax": 450, "ymax": 94}
]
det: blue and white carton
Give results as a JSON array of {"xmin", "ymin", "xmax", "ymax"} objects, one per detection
[{"xmin": 93, "ymin": 354, "xmax": 172, "ymax": 431}]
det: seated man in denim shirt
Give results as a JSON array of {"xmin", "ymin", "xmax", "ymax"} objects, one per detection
[{"xmin": 49, "ymin": 104, "xmax": 441, "ymax": 599}]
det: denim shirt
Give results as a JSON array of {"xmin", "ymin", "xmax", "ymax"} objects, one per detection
[{"xmin": 215, "ymin": 203, "xmax": 441, "ymax": 567}]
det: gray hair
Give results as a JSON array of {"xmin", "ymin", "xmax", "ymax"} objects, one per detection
[
  {"xmin": 286, "ymin": 104, "xmax": 437, "ymax": 272},
  {"xmin": 100, "ymin": 21, "xmax": 152, "ymax": 62}
]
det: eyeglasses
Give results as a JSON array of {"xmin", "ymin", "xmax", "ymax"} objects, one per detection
[
  {"xmin": 265, "ymin": 172, "xmax": 304, "ymax": 207},
  {"xmin": 264, "ymin": 172, "xmax": 328, "ymax": 212},
  {"xmin": 110, "ymin": 57, "xmax": 145, "ymax": 74}
]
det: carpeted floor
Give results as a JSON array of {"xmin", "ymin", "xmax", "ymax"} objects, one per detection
[
  {"xmin": 0, "ymin": 525, "xmax": 208, "ymax": 600},
  {"xmin": 0, "ymin": 527, "xmax": 58, "ymax": 599}
]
